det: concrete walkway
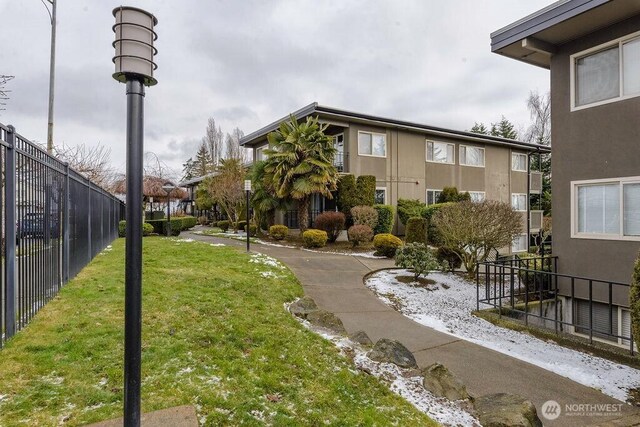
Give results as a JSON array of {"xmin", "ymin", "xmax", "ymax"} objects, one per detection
[{"xmin": 186, "ymin": 230, "xmax": 640, "ymax": 426}]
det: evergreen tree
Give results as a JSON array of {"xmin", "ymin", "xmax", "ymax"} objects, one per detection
[
  {"xmin": 182, "ymin": 157, "xmax": 195, "ymax": 181},
  {"xmin": 490, "ymin": 116, "xmax": 518, "ymax": 140},
  {"xmin": 193, "ymin": 142, "xmax": 214, "ymax": 177},
  {"xmin": 469, "ymin": 122, "xmax": 489, "ymax": 135}
]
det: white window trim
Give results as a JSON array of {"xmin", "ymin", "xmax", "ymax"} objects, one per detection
[
  {"xmin": 467, "ymin": 191, "xmax": 486, "ymax": 202},
  {"xmin": 570, "ymin": 176, "xmax": 640, "ymax": 241},
  {"xmin": 511, "ymin": 193, "xmax": 528, "ymax": 212},
  {"xmin": 459, "ymin": 145, "xmax": 485, "ymax": 168},
  {"xmin": 426, "ymin": 189, "xmax": 442, "ymax": 205},
  {"xmin": 357, "ymin": 131, "xmax": 387, "ymax": 158},
  {"xmin": 426, "ymin": 140, "xmax": 455, "ymax": 164},
  {"xmin": 570, "ymin": 30, "xmax": 640, "ymax": 111},
  {"xmin": 375, "ymin": 187, "xmax": 387, "ymax": 205},
  {"xmin": 512, "ymin": 152, "xmax": 528, "ymax": 172},
  {"xmin": 255, "ymin": 145, "xmax": 266, "ymax": 161},
  {"xmin": 511, "ymin": 233, "xmax": 528, "ymax": 253}
]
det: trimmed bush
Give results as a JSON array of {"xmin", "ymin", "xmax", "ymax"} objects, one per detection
[
  {"xmin": 630, "ymin": 251, "xmax": 640, "ymax": 349},
  {"xmin": 218, "ymin": 220, "xmax": 230, "ymax": 232},
  {"xmin": 269, "ymin": 225, "xmax": 289, "ymax": 240},
  {"xmin": 302, "ymin": 229, "xmax": 328, "ymax": 248},
  {"xmin": 145, "ymin": 219, "xmax": 165, "ymax": 235},
  {"xmin": 436, "ymin": 247, "xmax": 462, "ymax": 272},
  {"xmin": 373, "ymin": 204, "xmax": 394, "ymax": 235},
  {"xmin": 355, "ymin": 175, "xmax": 376, "ymax": 206},
  {"xmin": 314, "ymin": 211, "xmax": 346, "ymax": 243},
  {"xmin": 118, "ymin": 220, "xmax": 127, "ymax": 238},
  {"xmin": 405, "ymin": 217, "xmax": 427, "ymax": 244},
  {"xmin": 348, "ymin": 224, "xmax": 373, "ymax": 247},
  {"xmin": 373, "ymin": 233, "xmax": 403, "ymax": 258},
  {"xmin": 181, "ymin": 216, "xmax": 197, "ymax": 230},
  {"xmin": 351, "ymin": 205, "xmax": 378, "ymax": 230},
  {"xmin": 244, "ymin": 224, "xmax": 257, "ymax": 237},
  {"xmin": 337, "ymin": 174, "xmax": 358, "ymax": 224},
  {"xmin": 421, "ymin": 202, "xmax": 455, "ymax": 246},
  {"xmin": 163, "ymin": 218, "xmax": 183, "ymax": 236},
  {"xmin": 395, "ymin": 243, "xmax": 442, "ymax": 280},
  {"xmin": 397, "ymin": 199, "xmax": 425, "ymax": 226},
  {"xmin": 143, "ymin": 222, "xmax": 154, "ymax": 236},
  {"xmin": 118, "ymin": 221, "xmax": 155, "ymax": 237},
  {"xmin": 437, "ymin": 187, "xmax": 471, "ymax": 203}
]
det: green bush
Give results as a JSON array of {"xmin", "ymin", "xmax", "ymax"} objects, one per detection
[
  {"xmin": 351, "ymin": 205, "xmax": 378, "ymax": 230},
  {"xmin": 118, "ymin": 221, "xmax": 155, "ymax": 237},
  {"xmin": 436, "ymin": 247, "xmax": 462, "ymax": 272},
  {"xmin": 314, "ymin": 211, "xmax": 346, "ymax": 243},
  {"xmin": 630, "ymin": 251, "xmax": 640, "ymax": 350},
  {"xmin": 395, "ymin": 243, "xmax": 442, "ymax": 280},
  {"xmin": 162, "ymin": 218, "xmax": 182, "ymax": 236},
  {"xmin": 302, "ymin": 229, "xmax": 328, "ymax": 248},
  {"xmin": 347, "ymin": 225, "xmax": 373, "ymax": 247},
  {"xmin": 397, "ymin": 199, "xmax": 426, "ymax": 226},
  {"xmin": 373, "ymin": 233, "xmax": 403, "ymax": 258},
  {"xmin": 421, "ymin": 202, "xmax": 455, "ymax": 246},
  {"xmin": 269, "ymin": 225, "xmax": 289, "ymax": 240},
  {"xmin": 244, "ymin": 224, "xmax": 257, "ymax": 237},
  {"xmin": 181, "ymin": 216, "xmax": 197, "ymax": 230},
  {"xmin": 355, "ymin": 175, "xmax": 376, "ymax": 206},
  {"xmin": 145, "ymin": 219, "xmax": 165, "ymax": 235},
  {"xmin": 516, "ymin": 253, "xmax": 553, "ymax": 290},
  {"xmin": 118, "ymin": 220, "xmax": 127, "ymax": 238},
  {"xmin": 373, "ymin": 205, "xmax": 394, "ymax": 235},
  {"xmin": 437, "ymin": 187, "xmax": 471, "ymax": 203},
  {"xmin": 337, "ymin": 174, "xmax": 358, "ymax": 224},
  {"xmin": 218, "ymin": 220, "xmax": 230, "ymax": 232},
  {"xmin": 405, "ymin": 217, "xmax": 427, "ymax": 244}
]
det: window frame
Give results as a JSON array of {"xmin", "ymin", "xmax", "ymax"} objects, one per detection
[
  {"xmin": 459, "ymin": 145, "xmax": 485, "ymax": 168},
  {"xmin": 511, "ymin": 234, "xmax": 528, "ymax": 253},
  {"xmin": 511, "ymin": 152, "xmax": 528, "ymax": 172},
  {"xmin": 374, "ymin": 187, "xmax": 387, "ymax": 205},
  {"xmin": 511, "ymin": 193, "xmax": 527, "ymax": 212},
  {"xmin": 255, "ymin": 145, "xmax": 267, "ymax": 162},
  {"xmin": 571, "ymin": 176, "xmax": 640, "ymax": 241},
  {"xmin": 426, "ymin": 140, "xmax": 455, "ymax": 164},
  {"xmin": 357, "ymin": 131, "xmax": 387, "ymax": 158},
  {"xmin": 570, "ymin": 30, "xmax": 640, "ymax": 111},
  {"xmin": 426, "ymin": 189, "xmax": 442, "ymax": 206},
  {"xmin": 467, "ymin": 191, "xmax": 486, "ymax": 203}
]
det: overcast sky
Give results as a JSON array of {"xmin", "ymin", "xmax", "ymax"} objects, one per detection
[{"xmin": 0, "ymin": 0, "xmax": 552, "ymax": 179}]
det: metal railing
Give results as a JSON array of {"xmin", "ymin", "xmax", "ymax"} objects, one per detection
[
  {"xmin": 284, "ymin": 209, "xmax": 323, "ymax": 229},
  {"xmin": 0, "ymin": 123, "xmax": 125, "ymax": 347},
  {"xmin": 477, "ymin": 255, "xmax": 634, "ymax": 354},
  {"xmin": 334, "ymin": 152, "xmax": 348, "ymax": 173}
]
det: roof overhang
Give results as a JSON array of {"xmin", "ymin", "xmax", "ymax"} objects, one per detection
[{"xmin": 491, "ymin": 0, "xmax": 640, "ymax": 69}]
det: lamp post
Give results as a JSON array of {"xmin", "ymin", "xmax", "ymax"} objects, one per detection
[
  {"xmin": 162, "ymin": 183, "xmax": 176, "ymax": 237},
  {"xmin": 111, "ymin": 6, "xmax": 157, "ymax": 426},
  {"xmin": 149, "ymin": 196, "xmax": 153, "ymax": 218},
  {"xmin": 244, "ymin": 179, "xmax": 251, "ymax": 252}
]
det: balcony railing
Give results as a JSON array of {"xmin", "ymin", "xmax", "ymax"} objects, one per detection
[{"xmin": 334, "ymin": 152, "xmax": 348, "ymax": 173}]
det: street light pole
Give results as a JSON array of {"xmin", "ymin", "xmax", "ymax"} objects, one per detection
[
  {"xmin": 162, "ymin": 183, "xmax": 176, "ymax": 237},
  {"xmin": 46, "ymin": 0, "xmax": 57, "ymax": 154},
  {"xmin": 244, "ymin": 180, "xmax": 251, "ymax": 252}
]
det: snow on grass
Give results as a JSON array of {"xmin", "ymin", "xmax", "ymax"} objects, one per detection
[
  {"xmin": 301, "ymin": 248, "xmax": 385, "ymax": 259},
  {"xmin": 365, "ymin": 269, "xmax": 640, "ymax": 402},
  {"xmin": 209, "ymin": 243, "xmax": 226, "ymax": 247},
  {"xmin": 250, "ymin": 253, "xmax": 285, "ymax": 269}
]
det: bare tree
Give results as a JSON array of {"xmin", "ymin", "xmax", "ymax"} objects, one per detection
[
  {"xmin": 54, "ymin": 142, "xmax": 116, "ymax": 188},
  {"xmin": 225, "ymin": 127, "xmax": 247, "ymax": 162},
  {"xmin": 0, "ymin": 75, "xmax": 14, "ymax": 114},
  {"xmin": 143, "ymin": 151, "xmax": 179, "ymax": 181},
  {"xmin": 204, "ymin": 117, "xmax": 224, "ymax": 167},
  {"xmin": 524, "ymin": 91, "xmax": 551, "ymax": 146},
  {"xmin": 433, "ymin": 200, "xmax": 523, "ymax": 278},
  {"xmin": 205, "ymin": 158, "xmax": 246, "ymax": 229}
]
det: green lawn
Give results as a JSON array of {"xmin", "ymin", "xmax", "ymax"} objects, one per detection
[{"xmin": 0, "ymin": 237, "xmax": 435, "ymax": 426}]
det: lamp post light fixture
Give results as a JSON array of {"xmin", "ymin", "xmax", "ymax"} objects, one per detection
[
  {"xmin": 112, "ymin": 6, "xmax": 157, "ymax": 427},
  {"xmin": 162, "ymin": 182, "xmax": 176, "ymax": 237},
  {"xmin": 244, "ymin": 180, "xmax": 252, "ymax": 252}
]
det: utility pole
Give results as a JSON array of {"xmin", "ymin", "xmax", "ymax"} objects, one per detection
[{"xmin": 46, "ymin": 0, "xmax": 57, "ymax": 154}]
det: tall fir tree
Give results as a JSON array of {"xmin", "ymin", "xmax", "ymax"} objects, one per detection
[{"xmin": 193, "ymin": 142, "xmax": 214, "ymax": 177}]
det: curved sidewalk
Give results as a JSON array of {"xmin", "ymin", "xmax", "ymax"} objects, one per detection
[{"xmin": 186, "ymin": 231, "xmax": 640, "ymax": 426}]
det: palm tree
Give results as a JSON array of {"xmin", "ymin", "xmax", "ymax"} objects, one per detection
[
  {"xmin": 250, "ymin": 160, "xmax": 289, "ymax": 234},
  {"xmin": 264, "ymin": 115, "xmax": 338, "ymax": 233}
]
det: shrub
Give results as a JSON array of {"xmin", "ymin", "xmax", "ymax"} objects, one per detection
[
  {"xmin": 314, "ymin": 211, "xmax": 345, "ymax": 243},
  {"xmin": 351, "ymin": 205, "xmax": 378, "ymax": 230},
  {"xmin": 163, "ymin": 218, "xmax": 183, "ymax": 236},
  {"xmin": 348, "ymin": 224, "xmax": 373, "ymax": 247},
  {"xmin": 405, "ymin": 217, "xmax": 427, "ymax": 244},
  {"xmin": 355, "ymin": 175, "xmax": 376, "ymax": 206},
  {"xmin": 145, "ymin": 219, "xmax": 165, "ymax": 234},
  {"xmin": 373, "ymin": 204, "xmax": 394, "ymax": 235},
  {"xmin": 516, "ymin": 253, "xmax": 553, "ymax": 291},
  {"xmin": 143, "ymin": 222, "xmax": 154, "ymax": 236},
  {"xmin": 395, "ymin": 243, "xmax": 442, "ymax": 280},
  {"xmin": 218, "ymin": 220, "xmax": 230, "ymax": 232},
  {"xmin": 437, "ymin": 187, "xmax": 471, "ymax": 203},
  {"xmin": 397, "ymin": 199, "xmax": 426, "ymax": 226},
  {"xmin": 337, "ymin": 174, "xmax": 358, "ymax": 224},
  {"xmin": 269, "ymin": 225, "xmax": 289, "ymax": 240},
  {"xmin": 436, "ymin": 247, "xmax": 462, "ymax": 272},
  {"xmin": 118, "ymin": 221, "xmax": 155, "ymax": 237},
  {"xmin": 630, "ymin": 251, "xmax": 640, "ymax": 349},
  {"xmin": 373, "ymin": 233, "xmax": 403, "ymax": 258},
  {"xmin": 197, "ymin": 216, "xmax": 208, "ymax": 226},
  {"xmin": 118, "ymin": 220, "xmax": 127, "ymax": 238},
  {"xmin": 181, "ymin": 216, "xmax": 197, "ymax": 230},
  {"xmin": 421, "ymin": 202, "xmax": 455, "ymax": 246},
  {"xmin": 244, "ymin": 224, "xmax": 257, "ymax": 237},
  {"xmin": 302, "ymin": 229, "xmax": 328, "ymax": 248}
]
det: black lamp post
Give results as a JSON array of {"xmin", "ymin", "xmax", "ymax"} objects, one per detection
[
  {"xmin": 162, "ymin": 182, "xmax": 176, "ymax": 236},
  {"xmin": 112, "ymin": 6, "xmax": 158, "ymax": 426},
  {"xmin": 244, "ymin": 179, "xmax": 251, "ymax": 252}
]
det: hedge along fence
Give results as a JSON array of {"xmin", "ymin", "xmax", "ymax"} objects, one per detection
[{"xmin": 373, "ymin": 204, "xmax": 394, "ymax": 234}]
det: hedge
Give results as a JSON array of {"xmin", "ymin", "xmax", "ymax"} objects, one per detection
[
  {"xmin": 405, "ymin": 217, "xmax": 427, "ymax": 244},
  {"xmin": 269, "ymin": 225, "xmax": 289, "ymax": 240},
  {"xmin": 630, "ymin": 251, "xmax": 640, "ymax": 349},
  {"xmin": 397, "ymin": 199, "xmax": 425, "ymax": 226},
  {"xmin": 146, "ymin": 218, "xmax": 182, "ymax": 236},
  {"xmin": 119, "ymin": 221, "xmax": 156, "ymax": 237},
  {"xmin": 337, "ymin": 174, "xmax": 358, "ymax": 223},
  {"xmin": 355, "ymin": 175, "xmax": 376, "ymax": 206},
  {"xmin": 217, "ymin": 220, "xmax": 230, "ymax": 232},
  {"xmin": 302, "ymin": 229, "xmax": 328, "ymax": 248},
  {"xmin": 421, "ymin": 202, "xmax": 455, "ymax": 246},
  {"xmin": 180, "ymin": 216, "xmax": 197, "ymax": 230},
  {"xmin": 373, "ymin": 204, "xmax": 394, "ymax": 234}
]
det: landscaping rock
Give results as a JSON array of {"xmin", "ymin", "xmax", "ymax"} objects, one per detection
[
  {"xmin": 349, "ymin": 330, "xmax": 373, "ymax": 346},
  {"xmin": 306, "ymin": 310, "xmax": 347, "ymax": 335},
  {"xmin": 289, "ymin": 296, "xmax": 318, "ymax": 319},
  {"xmin": 367, "ymin": 338, "xmax": 417, "ymax": 368},
  {"xmin": 473, "ymin": 393, "xmax": 542, "ymax": 427},
  {"xmin": 422, "ymin": 363, "xmax": 470, "ymax": 401}
]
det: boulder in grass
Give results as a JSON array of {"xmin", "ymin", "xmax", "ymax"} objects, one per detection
[
  {"xmin": 367, "ymin": 338, "xmax": 417, "ymax": 369},
  {"xmin": 422, "ymin": 363, "xmax": 470, "ymax": 401},
  {"xmin": 349, "ymin": 330, "xmax": 373, "ymax": 346},
  {"xmin": 289, "ymin": 296, "xmax": 318, "ymax": 319},
  {"xmin": 306, "ymin": 310, "xmax": 347, "ymax": 335},
  {"xmin": 473, "ymin": 393, "xmax": 542, "ymax": 427}
]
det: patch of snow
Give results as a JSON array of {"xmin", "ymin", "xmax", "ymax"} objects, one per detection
[
  {"xmin": 175, "ymin": 238, "xmax": 195, "ymax": 243},
  {"xmin": 250, "ymin": 409, "xmax": 266, "ymax": 421},
  {"xmin": 250, "ymin": 253, "xmax": 285, "ymax": 269},
  {"xmin": 41, "ymin": 373, "xmax": 64, "ymax": 385},
  {"xmin": 301, "ymin": 248, "xmax": 385, "ymax": 259},
  {"xmin": 0, "ymin": 394, "xmax": 8, "ymax": 403},
  {"xmin": 177, "ymin": 367, "xmax": 194, "ymax": 375},
  {"xmin": 209, "ymin": 243, "xmax": 226, "ymax": 247},
  {"xmin": 83, "ymin": 403, "xmax": 105, "ymax": 412},
  {"xmin": 365, "ymin": 269, "xmax": 640, "ymax": 402},
  {"xmin": 255, "ymin": 239, "xmax": 296, "ymax": 249},
  {"xmin": 260, "ymin": 271, "xmax": 282, "ymax": 279}
]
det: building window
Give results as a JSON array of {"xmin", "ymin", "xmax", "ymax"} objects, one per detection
[
  {"xmin": 459, "ymin": 145, "xmax": 484, "ymax": 167},
  {"xmin": 255, "ymin": 146, "xmax": 266, "ymax": 161},
  {"xmin": 512, "ymin": 153, "xmax": 527, "ymax": 172},
  {"xmin": 572, "ymin": 32, "xmax": 640, "ymax": 109},
  {"xmin": 511, "ymin": 193, "xmax": 527, "ymax": 211},
  {"xmin": 333, "ymin": 134, "xmax": 345, "ymax": 171},
  {"xmin": 572, "ymin": 177, "xmax": 640, "ymax": 239},
  {"xmin": 426, "ymin": 189, "xmax": 442, "ymax": 206},
  {"xmin": 358, "ymin": 131, "xmax": 386, "ymax": 157},
  {"xmin": 375, "ymin": 187, "xmax": 386, "ymax": 205},
  {"xmin": 511, "ymin": 234, "xmax": 527, "ymax": 253},
  {"xmin": 426, "ymin": 140, "xmax": 454, "ymax": 164},
  {"xmin": 468, "ymin": 191, "xmax": 485, "ymax": 203}
]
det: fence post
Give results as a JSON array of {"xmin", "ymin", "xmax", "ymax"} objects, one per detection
[
  {"xmin": 87, "ymin": 184, "xmax": 92, "ymax": 260},
  {"xmin": 63, "ymin": 163, "xmax": 70, "ymax": 283},
  {"xmin": 5, "ymin": 126, "xmax": 17, "ymax": 338}
]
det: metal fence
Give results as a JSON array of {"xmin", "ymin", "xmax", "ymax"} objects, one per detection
[{"xmin": 0, "ymin": 123, "xmax": 125, "ymax": 347}]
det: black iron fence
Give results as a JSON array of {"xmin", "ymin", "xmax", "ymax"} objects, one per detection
[
  {"xmin": 0, "ymin": 123, "xmax": 125, "ymax": 347},
  {"xmin": 477, "ymin": 256, "xmax": 634, "ymax": 354},
  {"xmin": 284, "ymin": 209, "xmax": 322, "ymax": 229}
]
